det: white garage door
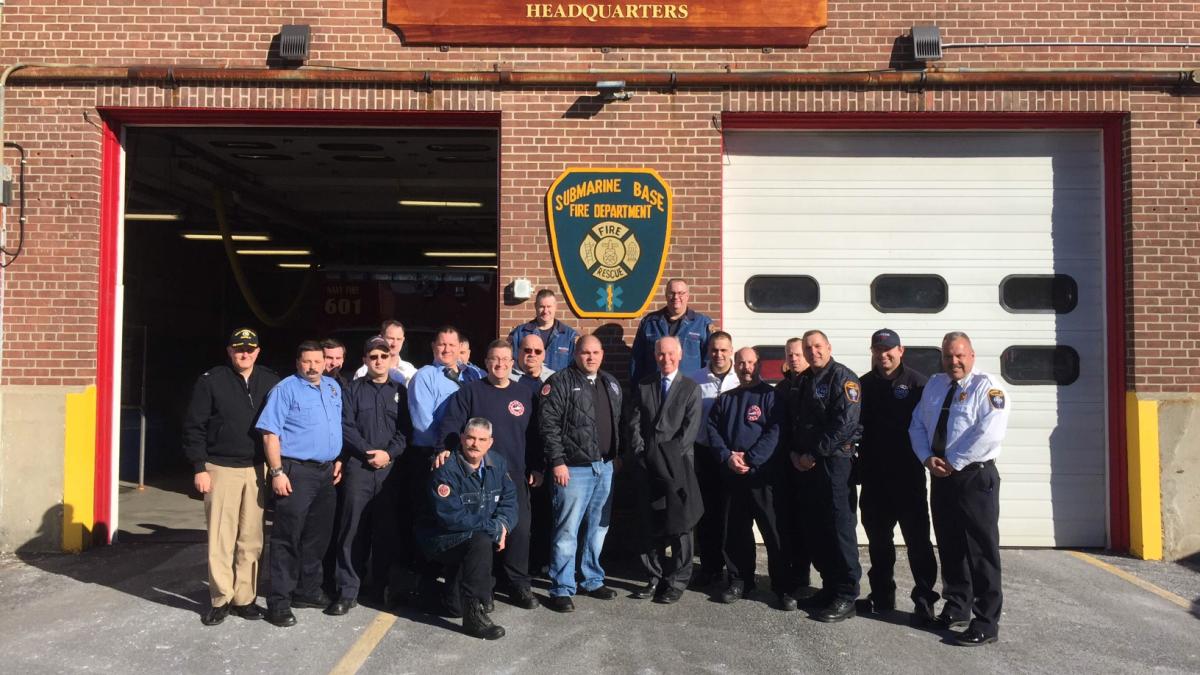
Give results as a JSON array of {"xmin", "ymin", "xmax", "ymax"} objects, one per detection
[{"xmin": 722, "ymin": 130, "xmax": 1107, "ymax": 547}]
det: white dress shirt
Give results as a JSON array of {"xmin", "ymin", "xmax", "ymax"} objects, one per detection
[
  {"xmin": 909, "ymin": 370, "xmax": 1011, "ymax": 471},
  {"xmin": 688, "ymin": 366, "xmax": 740, "ymax": 446}
]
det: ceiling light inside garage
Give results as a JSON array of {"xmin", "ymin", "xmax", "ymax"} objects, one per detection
[
  {"xmin": 423, "ymin": 251, "xmax": 496, "ymax": 258},
  {"xmin": 235, "ymin": 248, "xmax": 312, "ymax": 256},
  {"xmin": 399, "ymin": 200, "xmax": 483, "ymax": 208},
  {"xmin": 181, "ymin": 232, "xmax": 271, "ymax": 242}
]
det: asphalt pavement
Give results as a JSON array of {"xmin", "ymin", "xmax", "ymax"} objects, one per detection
[{"xmin": 1, "ymin": 541, "xmax": 1197, "ymax": 675}]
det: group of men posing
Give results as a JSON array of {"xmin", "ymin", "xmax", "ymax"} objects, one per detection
[{"xmin": 184, "ymin": 280, "xmax": 1010, "ymax": 647}]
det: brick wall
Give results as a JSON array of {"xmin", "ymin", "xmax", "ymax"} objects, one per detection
[{"xmin": 0, "ymin": 1, "xmax": 1197, "ymax": 391}]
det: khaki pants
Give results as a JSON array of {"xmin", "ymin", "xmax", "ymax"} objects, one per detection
[{"xmin": 204, "ymin": 463, "xmax": 265, "ymax": 607}]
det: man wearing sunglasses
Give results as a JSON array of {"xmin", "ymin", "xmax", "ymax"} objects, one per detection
[
  {"xmin": 510, "ymin": 334, "xmax": 554, "ymax": 386},
  {"xmin": 327, "ymin": 336, "xmax": 413, "ymax": 616},
  {"xmin": 183, "ymin": 328, "xmax": 279, "ymax": 626}
]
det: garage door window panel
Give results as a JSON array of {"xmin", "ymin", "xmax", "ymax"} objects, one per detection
[
  {"xmin": 871, "ymin": 275, "xmax": 948, "ymax": 313},
  {"xmin": 744, "ymin": 275, "xmax": 820, "ymax": 313},
  {"xmin": 1001, "ymin": 345, "xmax": 1080, "ymax": 386},
  {"xmin": 1000, "ymin": 274, "xmax": 1079, "ymax": 313}
]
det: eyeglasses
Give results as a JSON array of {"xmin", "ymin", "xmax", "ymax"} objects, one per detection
[
  {"xmin": 367, "ymin": 354, "xmax": 390, "ymax": 361},
  {"xmin": 522, "ymin": 348, "xmax": 544, "ymax": 354}
]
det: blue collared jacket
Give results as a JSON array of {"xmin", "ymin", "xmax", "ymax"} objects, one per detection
[
  {"xmin": 630, "ymin": 307, "xmax": 714, "ymax": 385},
  {"xmin": 417, "ymin": 450, "xmax": 518, "ymax": 557}
]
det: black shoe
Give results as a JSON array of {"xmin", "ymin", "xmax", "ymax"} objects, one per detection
[
  {"xmin": 481, "ymin": 595, "xmax": 494, "ymax": 614},
  {"xmin": 230, "ymin": 603, "xmax": 265, "ymax": 620},
  {"xmin": 719, "ymin": 581, "xmax": 744, "ymax": 604},
  {"xmin": 545, "ymin": 595, "xmax": 575, "ymax": 613},
  {"xmin": 266, "ymin": 607, "xmax": 297, "ymax": 627},
  {"xmin": 955, "ymin": 628, "xmax": 998, "ymax": 646},
  {"xmin": 910, "ymin": 604, "xmax": 938, "ymax": 627},
  {"xmin": 776, "ymin": 593, "xmax": 798, "ymax": 612},
  {"xmin": 291, "ymin": 591, "xmax": 332, "ymax": 609},
  {"xmin": 815, "ymin": 598, "xmax": 856, "ymax": 623},
  {"xmin": 464, "ymin": 599, "xmax": 505, "ymax": 640},
  {"xmin": 936, "ymin": 612, "xmax": 971, "ymax": 631},
  {"xmin": 511, "ymin": 587, "xmax": 540, "ymax": 610},
  {"xmin": 654, "ymin": 587, "xmax": 684, "ymax": 605},
  {"xmin": 201, "ymin": 604, "xmax": 229, "ymax": 626},
  {"xmin": 586, "ymin": 585, "xmax": 617, "ymax": 600},
  {"xmin": 867, "ymin": 594, "xmax": 895, "ymax": 612},
  {"xmin": 632, "ymin": 582, "xmax": 659, "ymax": 599},
  {"xmin": 856, "ymin": 595, "xmax": 894, "ymax": 615},
  {"xmin": 324, "ymin": 598, "xmax": 357, "ymax": 616}
]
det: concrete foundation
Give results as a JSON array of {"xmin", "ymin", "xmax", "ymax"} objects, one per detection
[
  {"xmin": 0, "ymin": 386, "xmax": 76, "ymax": 553},
  {"xmin": 1158, "ymin": 394, "xmax": 1200, "ymax": 561}
]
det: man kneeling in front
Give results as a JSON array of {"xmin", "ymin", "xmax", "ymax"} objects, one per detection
[{"xmin": 416, "ymin": 417, "xmax": 517, "ymax": 640}]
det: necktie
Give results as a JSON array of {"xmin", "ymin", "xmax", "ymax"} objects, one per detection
[
  {"xmin": 661, "ymin": 376, "xmax": 670, "ymax": 400},
  {"xmin": 931, "ymin": 382, "xmax": 959, "ymax": 458}
]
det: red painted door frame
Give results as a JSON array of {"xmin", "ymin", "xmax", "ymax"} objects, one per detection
[
  {"xmin": 722, "ymin": 112, "xmax": 1129, "ymax": 551},
  {"xmin": 94, "ymin": 107, "xmax": 502, "ymax": 544}
]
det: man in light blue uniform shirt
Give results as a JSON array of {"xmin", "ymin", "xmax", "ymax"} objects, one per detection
[
  {"xmin": 909, "ymin": 331, "xmax": 1010, "ymax": 647},
  {"xmin": 257, "ymin": 340, "xmax": 344, "ymax": 627}
]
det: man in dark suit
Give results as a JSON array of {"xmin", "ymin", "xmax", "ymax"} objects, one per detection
[{"xmin": 626, "ymin": 335, "xmax": 704, "ymax": 605}]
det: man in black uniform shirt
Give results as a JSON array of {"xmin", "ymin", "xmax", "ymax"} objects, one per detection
[
  {"xmin": 328, "ymin": 336, "xmax": 412, "ymax": 615},
  {"xmin": 857, "ymin": 329, "xmax": 939, "ymax": 624},
  {"xmin": 781, "ymin": 330, "xmax": 862, "ymax": 623}
]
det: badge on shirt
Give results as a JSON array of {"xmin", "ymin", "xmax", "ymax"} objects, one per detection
[
  {"xmin": 815, "ymin": 384, "xmax": 830, "ymax": 398},
  {"xmin": 328, "ymin": 384, "xmax": 339, "ymax": 398},
  {"xmin": 893, "ymin": 383, "xmax": 910, "ymax": 399},
  {"xmin": 508, "ymin": 400, "xmax": 525, "ymax": 416},
  {"xmin": 844, "ymin": 381, "xmax": 861, "ymax": 404},
  {"xmin": 437, "ymin": 484, "xmax": 451, "ymax": 498},
  {"xmin": 989, "ymin": 388, "xmax": 1006, "ymax": 410},
  {"xmin": 959, "ymin": 391, "xmax": 969, "ymax": 403},
  {"xmin": 541, "ymin": 384, "xmax": 552, "ymax": 397},
  {"xmin": 746, "ymin": 404, "xmax": 762, "ymax": 423},
  {"xmin": 609, "ymin": 381, "xmax": 620, "ymax": 397},
  {"xmin": 394, "ymin": 392, "xmax": 400, "ymax": 403}
]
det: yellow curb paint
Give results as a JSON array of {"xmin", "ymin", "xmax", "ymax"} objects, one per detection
[
  {"xmin": 1068, "ymin": 551, "xmax": 1190, "ymax": 610},
  {"xmin": 62, "ymin": 385, "xmax": 97, "ymax": 553},
  {"xmin": 1125, "ymin": 392, "xmax": 1163, "ymax": 560},
  {"xmin": 329, "ymin": 612, "xmax": 397, "ymax": 675}
]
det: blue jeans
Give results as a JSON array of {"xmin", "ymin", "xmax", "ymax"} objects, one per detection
[{"xmin": 549, "ymin": 461, "xmax": 614, "ymax": 597}]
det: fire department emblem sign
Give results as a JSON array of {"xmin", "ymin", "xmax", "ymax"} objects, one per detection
[{"xmin": 547, "ymin": 168, "xmax": 672, "ymax": 318}]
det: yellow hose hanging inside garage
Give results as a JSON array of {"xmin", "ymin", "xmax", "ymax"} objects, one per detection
[{"xmin": 211, "ymin": 188, "xmax": 314, "ymax": 328}]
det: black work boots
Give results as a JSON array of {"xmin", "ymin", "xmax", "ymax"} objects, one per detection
[{"xmin": 464, "ymin": 599, "xmax": 505, "ymax": 640}]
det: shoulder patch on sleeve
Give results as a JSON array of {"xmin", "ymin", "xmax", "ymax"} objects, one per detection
[
  {"xmin": 844, "ymin": 381, "xmax": 861, "ymax": 404},
  {"xmin": 437, "ymin": 483, "xmax": 451, "ymax": 498},
  {"xmin": 988, "ymin": 388, "xmax": 1006, "ymax": 410}
]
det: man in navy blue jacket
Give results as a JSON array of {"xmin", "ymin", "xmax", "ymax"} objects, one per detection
[
  {"xmin": 706, "ymin": 347, "xmax": 789, "ymax": 609},
  {"xmin": 630, "ymin": 278, "xmax": 714, "ymax": 385},
  {"xmin": 436, "ymin": 339, "xmax": 542, "ymax": 610},
  {"xmin": 327, "ymin": 336, "xmax": 412, "ymax": 616},
  {"xmin": 417, "ymin": 417, "xmax": 517, "ymax": 640},
  {"xmin": 508, "ymin": 289, "xmax": 579, "ymax": 372}
]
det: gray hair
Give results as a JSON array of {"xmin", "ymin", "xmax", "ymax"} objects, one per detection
[
  {"xmin": 463, "ymin": 417, "xmax": 493, "ymax": 436},
  {"xmin": 655, "ymin": 336, "xmax": 682, "ymax": 354},
  {"xmin": 942, "ymin": 331, "xmax": 972, "ymax": 348}
]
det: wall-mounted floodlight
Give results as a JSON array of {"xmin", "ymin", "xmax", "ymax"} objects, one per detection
[
  {"xmin": 596, "ymin": 80, "xmax": 632, "ymax": 102},
  {"xmin": 911, "ymin": 25, "xmax": 943, "ymax": 61}
]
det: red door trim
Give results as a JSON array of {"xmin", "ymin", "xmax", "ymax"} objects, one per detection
[{"xmin": 721, "ymin": 112, "xmax": 1130, "ymax": 551}]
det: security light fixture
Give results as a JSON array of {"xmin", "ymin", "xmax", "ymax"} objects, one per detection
[
  {"xmin": 911, "ymin": 25, "xmax": 943, "ymax": 61},
  {"xmin": 596, "ymin": 80, "xmax": 632, "ymax": 102},
  {"xmin": 277, "ymin": 262, "xmax": 312, "ymax": 269},
  {"xmin": 279, "ymin": 24, "xmax": 311, "ymax": 64}
]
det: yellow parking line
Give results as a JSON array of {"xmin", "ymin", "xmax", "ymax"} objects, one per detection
[
  {"xmin": 329, "ymin": 612, "xmax": 397, "ymax": 675},
  {"xmin": 1068, "ymin": 550, "xmax": 1192, "ymax": 610}
]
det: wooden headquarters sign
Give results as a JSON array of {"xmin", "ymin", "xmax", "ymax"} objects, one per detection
[{"xmin": 385, "ymin": 0, "xmax": 827, "ymax": 47}]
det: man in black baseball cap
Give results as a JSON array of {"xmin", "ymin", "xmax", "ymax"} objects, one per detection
[
  {"xmin": 183, "ymin": 326, "xmax": 279, "ymax": 625},
  {"xmin": 856, "ymin": 328, "xmax": 939, "ymax": 624}
]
